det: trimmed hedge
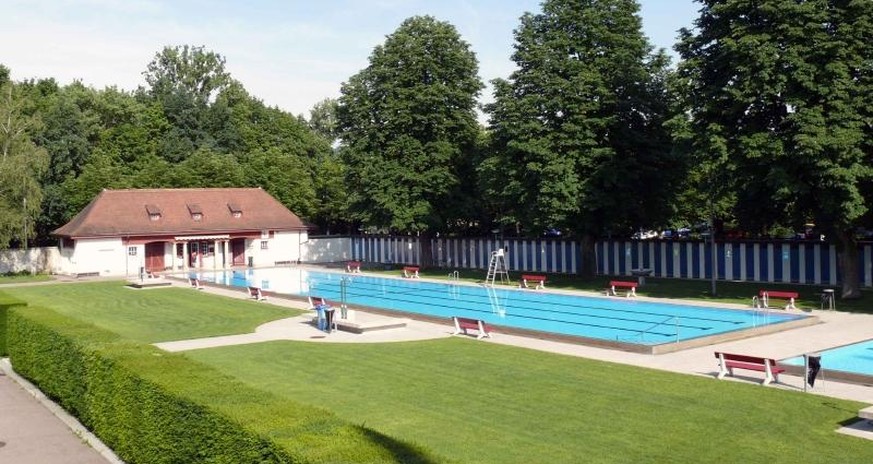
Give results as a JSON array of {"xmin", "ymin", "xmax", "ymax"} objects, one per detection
[
  {"xmin": 7, "ymin": 306, "xmax": 446, "ymax": 463},
  {"xmin": 0, "ymin": 291, "xmax": 27, "ymax": 356}
]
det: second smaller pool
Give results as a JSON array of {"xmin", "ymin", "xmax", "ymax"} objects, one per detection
[{"xmin": 783, "ymin": 339, "xmax": 873, "ymax": 384}]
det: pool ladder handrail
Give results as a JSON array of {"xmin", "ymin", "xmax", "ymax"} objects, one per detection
[
  {"xmin": 448, "ymin": 270, "xmax": 460, "ymax": 281},
  {"xmin": 617, "ymin": 316, "xmax": 680, "ymax": 344}
]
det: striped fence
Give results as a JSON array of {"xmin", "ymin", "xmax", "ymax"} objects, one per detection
[{"xmin": 343, "ymin": 236, "xmax": 873, "ymax": 287}]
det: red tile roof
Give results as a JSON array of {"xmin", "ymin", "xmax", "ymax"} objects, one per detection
[{"xmin": 53, "ymin": 188, "xmax": 309, "ymax": 238}]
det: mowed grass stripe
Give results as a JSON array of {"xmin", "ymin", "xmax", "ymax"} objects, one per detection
[
  {"xmin": 186, "ymin": 339, "xmax": 873, "ymax": 464},
  {"xmin": 1, "ymin": 281, "xmax": 296, "ymax": 342}
]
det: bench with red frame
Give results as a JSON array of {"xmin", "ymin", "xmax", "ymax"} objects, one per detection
[
  {"xmin": 714, "ymin": 352, "xmax": 785, "ymax": 386},
  {"xmin": 346, "ymin": 261, "xmax": 362, "ymax": 273},
  {"xmin": 755, "ymin": 290, "xmax": 799, "ymax": 310},
  {"xmin": 451, "ymin": 316, "xmax": 492, "ymax": 340},
  {"xmin": 247, "ymin": 286, "xmax": 267, "ymax": 301},
  {"xmin": 402, "ymin": 266, "xmax": 420, "ymax": 279},
  {"xmin": 607, "ymin": 280, "xmax": 637, "ymax": 297},
  {"xmin": 519, "ymin": 274, "xmax": 546, "ymax": 290}
]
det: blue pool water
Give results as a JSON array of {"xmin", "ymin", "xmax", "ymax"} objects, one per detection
[
  {"xmin": 194, "ymin": 268, "xmax": 805, "ymax": 346},
  {"xmin": 783, "ymin": 339, "xmax": 873, "ymax": 376}
]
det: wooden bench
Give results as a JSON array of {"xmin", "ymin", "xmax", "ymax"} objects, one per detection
[
  {"xmin": 755, "ymin": 290, "xmax": 798, "ymax": 310},
  {"xmin": 346, "ymin": 261, "xmax": 362, "ymax": 273},
  {"xmin": 402, "ymin": 266, "xmax": 420, "ymax": 279},
  {"xmin": 452, "ymin": 316, "xmax": 491, "ymax": 340},
  {"xmin": 519, "ymin": 274, "xmax": 546, "ymax": 290},
  {"xmin": 247, "ymin": 286, "xmax": 267, "ymax": 301},
  {"xmin": 715, "ymin": 352, "xmax": 785, "ymax": 385},
  {"xmin": 607, "ymin": 280, "xmax": 637, "ymax": 297},
  {"xmin": 189, "ymin": 277, "xmax": 203, "ymax": 290}
]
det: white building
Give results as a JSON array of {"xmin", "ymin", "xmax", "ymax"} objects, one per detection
[{"xmin": 52, "ymin": 188, "xmax": 311, "ymax": 277}]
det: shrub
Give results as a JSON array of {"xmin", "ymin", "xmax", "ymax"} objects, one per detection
[
  {"xmin": 0, "ymin": 291, "xmax": 26, "ymax": 356},
  {"xmin": 7, "ymin": 306, "xmax": 444, "ymax": 463}
]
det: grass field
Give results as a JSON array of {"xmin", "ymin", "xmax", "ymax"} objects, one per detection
[
  {"xmin": 1, "ymin": 281, "xmax": 298, "ymax": 342},
  {"xmin": 4, "ymin": 280, "xmax": 873, "ymax": 462},
  {"xmin": 186, "ymin": 339, "xmax": 873, "ymax": 463},
  {"xmin": 0, "ymin": 273, "xmax": 53, "ymax": 285}
]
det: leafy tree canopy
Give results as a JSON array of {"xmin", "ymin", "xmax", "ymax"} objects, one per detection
[{"xmin": 337, "ymin": 15, "xmax": 483, "ymax": 234}]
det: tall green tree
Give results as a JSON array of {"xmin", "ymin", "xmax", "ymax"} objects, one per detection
[
  {"xmin": 483, "ymin": 0, "xmax": 675, "ymax": 276},
  {"xmin": 337, "ymin": 16, "xmax": 483, "ymax": 264},
  {"xmin": 0, "ymin": 80, "xmax": 49, "ymax": 248},
  {"xmin": 673, "ymin": 0, "xmax": 873, "ymax": 298},
  {"xmin": 141, "ymin": 45, "xmax": 232, "ymax": 161}
]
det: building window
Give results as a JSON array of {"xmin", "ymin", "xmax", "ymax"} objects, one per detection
[
  {"xmin": 128, "ymin": 246, "xmax": 137, "ymax": 256},
  {"xmin": 228, "ymin": 202, "xmax": 243, "ymax": 218},
  {"xmin": 192, "ymin": 213, "xmax": 202, "ymax": 221},
  {"xmin": 260, "ymin": 240, "xmax": 268, "ymax": 250},
  {"xmin": 146, "ymin": 204, "xmax": 162, "ymax": 221}
]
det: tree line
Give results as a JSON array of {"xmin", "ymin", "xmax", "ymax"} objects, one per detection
[{"xmin": 0, "ymin": 0, "xmax": 870, "ymax": 296}]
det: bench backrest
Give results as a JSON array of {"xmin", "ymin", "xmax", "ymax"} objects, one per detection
[
  {"xmin": 404, "ymin": 266, "xmax": 419, "ymax": 271},
  {"xmin": 759, "ymin": 290, "xmax": 798, "ymax": 298},
  {"xmin": 522, "ymin": 274, "xmax": 545, "ymax": 281},
  {"xmin": 715, "ymin": 352, "xmax": 776, "ymax": 366},
  {"xmin": 610, "ymin": 280, "xmax": 637, "ymax": 288},
  {"xmin": 455, "ymin": 317, "xmax": 487, "ymax": 330}
]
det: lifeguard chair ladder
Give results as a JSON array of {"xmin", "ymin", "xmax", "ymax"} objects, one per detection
[{"xmin": 485, "ymin": 248, "xmax": 509, "ymax": 286}]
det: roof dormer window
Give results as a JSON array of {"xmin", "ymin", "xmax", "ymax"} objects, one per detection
[
  {"xmin": 227, "ymin": 202, "xmax": 243, "ymax": 219},
  {"xmin": 146, "ymin": 204, "xmax": 162, "ymax": 221},
  {"xmin": 187, "ymin": 203, "xmax": 203, "ymax": 221}
]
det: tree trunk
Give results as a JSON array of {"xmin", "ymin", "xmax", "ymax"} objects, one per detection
[
  {"xmin": 835, "ymin": 228, "xmax": 862, "ymax": 300},
  {"xmin": 579, "ymin": 233, "xmax": 597, "ymax": 278},
  {"xmin": 419, "ymin": 232, "xmax": 434, "ymax": 269}
]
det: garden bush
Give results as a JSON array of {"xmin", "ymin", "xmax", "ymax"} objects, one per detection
[
  {"xmin": 0, "ymin": 291, "xmax": 26, "ymax": 356},
  {"xmin": 7, "ymin": 305, "xmax": 445, "ymax": 463}
]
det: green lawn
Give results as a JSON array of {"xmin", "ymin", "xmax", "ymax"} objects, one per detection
[
  {"xmin": 1, "ymin": 281, "xmax": 297, "ymax": 342},
  {"xmin": 0, "ymin": 273, "xmax": 53, "ymax": 285},
  {"xmin": 186, "ymin": 339, "xmax": 873, "ymax": 463}
]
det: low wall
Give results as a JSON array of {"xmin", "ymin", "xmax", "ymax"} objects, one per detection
[{"xmin": 0, "ymin": 247, "xmax": 60, "ymax": 274}]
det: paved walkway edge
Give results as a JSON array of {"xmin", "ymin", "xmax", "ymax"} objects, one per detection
[{"xmin": 0, "ymin": 358, "xmax": 124, "ymax": 464}]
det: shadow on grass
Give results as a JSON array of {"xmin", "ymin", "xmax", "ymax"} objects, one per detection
[{"xmin": 356, "ymin": 426, "xmax": 445, "ymax": 464}]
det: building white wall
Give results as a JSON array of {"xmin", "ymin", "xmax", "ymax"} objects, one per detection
[{"xmin": 68, "ymin": 238, "xmax": 131, "ymax": 276}]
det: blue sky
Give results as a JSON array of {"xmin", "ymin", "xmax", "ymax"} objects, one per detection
[{"xmin": 0, "ymin": 0, "xmax": 698, "ymax": 119}]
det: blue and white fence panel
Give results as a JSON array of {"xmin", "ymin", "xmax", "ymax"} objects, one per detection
[
  {"xmin": 594, "ymin": 240, "xmax": 869, "ymax": 286},
  {"xmin": 347, "ymin": 236, "xmax": 872, "ymax": 287}
]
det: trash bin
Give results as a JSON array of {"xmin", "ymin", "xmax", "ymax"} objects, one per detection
[
  {"xmin": 324, "ymin": 308, "xmax": 336, "ymax": 333},
  {"xmin": 315, "ymin": 304, "xmax": 327, "ymax": 331},
  {"xmin": 805, "ymin": 353, "xmax": 822, "ymax": 390}
]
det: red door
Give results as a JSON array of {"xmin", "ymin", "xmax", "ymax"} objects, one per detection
[
  {"xmin": 231, "ymin": 238, "xmax": 246, "ymax": 266},
  {"xmin": 145, "ymin": 242, "xmax": 165, "ymax": 272}
]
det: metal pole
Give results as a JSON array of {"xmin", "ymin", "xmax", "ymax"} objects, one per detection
[
  {"xmin": 710, "ymin": 218, "xmax": 716, "ymax": 296},
  {"xmin": 22, "ymin": 197, "xmax": 27, "ymax": 250}
]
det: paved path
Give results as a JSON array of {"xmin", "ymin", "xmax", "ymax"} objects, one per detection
[{"xmin": 0, "ymin": 359, "xmax": 122, "ymax": 464}]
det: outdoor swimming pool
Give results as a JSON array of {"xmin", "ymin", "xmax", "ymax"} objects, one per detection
[
  {"xmin": 193, "ymin": 267, "xmax": 809, "ymax": 351},
  {"xmin": 783, "ymin": 339, "xmax": 873, "ymax": 383}
]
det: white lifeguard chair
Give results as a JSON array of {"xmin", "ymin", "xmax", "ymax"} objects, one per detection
[{"xmin": 485, "ymin": 248, "xmax": 509, "ymax": 286}]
